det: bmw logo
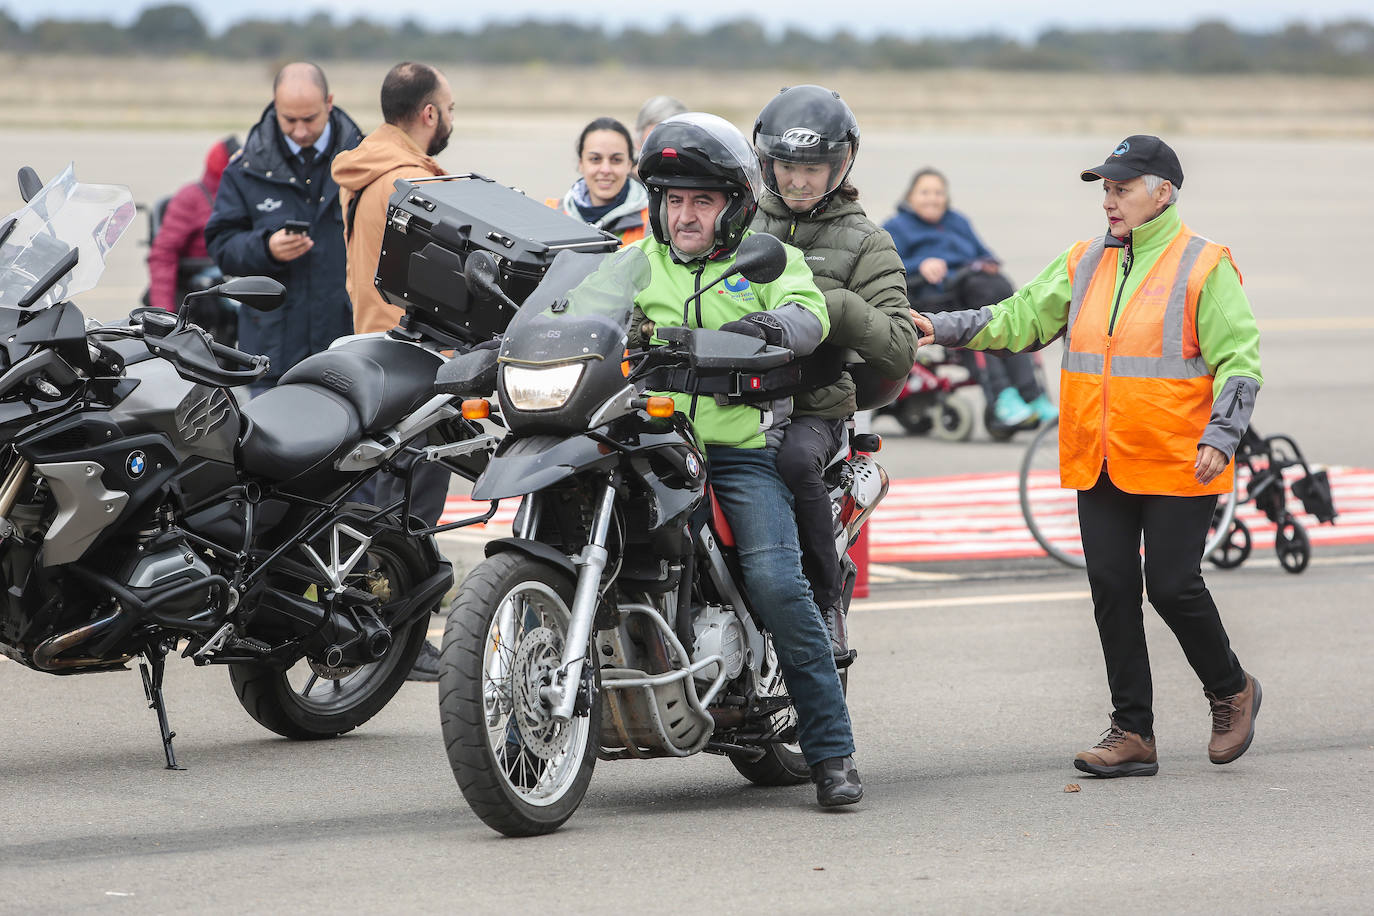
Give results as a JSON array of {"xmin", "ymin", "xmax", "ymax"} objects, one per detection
[
  {"xmin": 1113, "ymin": 141, "xmax": 1130, "ymax": 157},
  {"xmin": 684, "ymin": 452, "xmax": 702, "ymax": 479},
  {"xmin": 126, "ymin": 451, "xmax": 146, "ymax": 478}
]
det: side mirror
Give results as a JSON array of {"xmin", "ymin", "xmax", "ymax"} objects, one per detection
[
  {"xmin": 732, "ymin": 232, "xmax": 788, "ymax": 285},
  {"xmin": 464, "ymin": 250, "xmax": 521, "ymax": 311},
  {"xmin": 216, "ymin": 276, "xmax": 285, "ymax": 312},
  {"xmin": 17, "ymin": 167, "xmax": 42, "ymax": 203}
]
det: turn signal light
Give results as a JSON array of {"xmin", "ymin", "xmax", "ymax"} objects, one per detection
[
  {"xmin": 645, "ymin": 396, "xmax": 675, "ymax": 418},
  {"xmin": 461, "ymin": 399, "xmax": 491, "ymax": 420}
]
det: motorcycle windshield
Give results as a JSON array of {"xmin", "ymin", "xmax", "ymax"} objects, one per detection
[
  {"xmin": 501, "ymin": 246, "xmax": 652, "ymax": 366},
  {"xmin": 0, "ymin": 164, "xmax": 136, "ymax": 310}
]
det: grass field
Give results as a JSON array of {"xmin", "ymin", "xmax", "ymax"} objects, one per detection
[{"xmin": 2, "ymin": 55, "xmax": 1372, "ymax": 138}]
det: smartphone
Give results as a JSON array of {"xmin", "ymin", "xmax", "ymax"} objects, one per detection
[{"xmin": 282, "ymin": 219, "xmax": 311, "ymax": 236}]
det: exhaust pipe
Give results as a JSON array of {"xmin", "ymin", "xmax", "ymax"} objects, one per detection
[{"xmin": 33, "ymin": 608, "xmax": 130, "ymax": 671}]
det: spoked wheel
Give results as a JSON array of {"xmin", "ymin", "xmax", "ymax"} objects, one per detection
[
  {"xmin": 228, "ymin": 530, "xmax": 431, "ymax": 739},
  {"xmin": 928, "ymin": 395, "xmax": 975, "ymax": 442},
  {"xmin": 727, "ymin": 642, "xmax": 848, "ymax": 786},
  {"xmin": 1020, "ymin": 420, "xmax": 1241, "ymax": 569},
  {"xmin": 1275, "ymin": 517, "xmax": 1311, "ymax": 574},
  {"xmin": 1208, "ymin": 517, "xmax": 1252, "ymax": 569},
  {"xmin": 438, "ymin": 552, "xmax": 599, "ymax": 837}
]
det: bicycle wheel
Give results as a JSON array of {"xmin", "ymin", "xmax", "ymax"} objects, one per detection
[{"xmin": 1018, "ymin": 419, "xmax": 1239, "ymax": 569}]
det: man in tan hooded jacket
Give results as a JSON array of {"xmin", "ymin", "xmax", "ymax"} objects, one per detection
[
  {"xmin": 331, "ymin": 61, "xmax": 454, "ymax": 680},
  {"xmin": 333, "ymin": 61, "xmax": 453, "ymax": 335}
]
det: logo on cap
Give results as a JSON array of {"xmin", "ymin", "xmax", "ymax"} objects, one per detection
[
  {"xmin": 781, "ymin": 128, "xmax": 821, "ymax": 148},
  {"xmin": 1113, "ymin": 141, "xmax": 1130, "ymax": 157}
]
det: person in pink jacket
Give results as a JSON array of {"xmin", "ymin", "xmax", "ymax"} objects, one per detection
[{"xmin": 146, "ymin": 135, "xmax": 239, "ymax": 313}]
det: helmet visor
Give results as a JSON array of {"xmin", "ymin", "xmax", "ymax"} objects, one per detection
[{"xmin": 756, "ymin": 131, "xmax": 853, "ymax": 203}]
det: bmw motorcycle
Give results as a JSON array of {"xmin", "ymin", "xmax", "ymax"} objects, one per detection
[
  {"xmin": 434, "ymin": 236, "xmax": 889, "ymax": 835},
  {"xmin": 0, "ymin": 165, "xmax": 496, "ymax": 768}
]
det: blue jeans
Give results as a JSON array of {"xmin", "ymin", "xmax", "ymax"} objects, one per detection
[{"xmin": 707, "ymin": 445, "xmax": 855, "ymax": 765}]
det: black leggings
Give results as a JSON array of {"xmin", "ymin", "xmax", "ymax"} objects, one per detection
[
  {"xmin": 776, "ymin": 415, "xmax": 847, "ymax": 611},
  {"xmin": 1077, "ymin": 470, "xmax": 1246, "ymax": 737}
]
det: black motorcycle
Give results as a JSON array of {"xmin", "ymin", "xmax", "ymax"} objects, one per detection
[
  {"xmin": 0, "ymin": 165, "xmax": 497, "ymax": 768},
  {"xmin": 434, "ymin": 237, "xmax": 889, "ymax": 835}
]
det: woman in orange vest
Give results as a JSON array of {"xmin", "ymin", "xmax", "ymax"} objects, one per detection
[
  {"xmin": 547, "ymin": 116, "xmax": 649, "ymax": 245},
  {"xmin": 913, "ymin": 135, "xmax": 1264, "ymax": 779}
]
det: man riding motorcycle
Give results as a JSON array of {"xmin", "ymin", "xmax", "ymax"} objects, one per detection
[{"xmin": 627, "ymin": 112, "xmax": 863, "ymax": 807}]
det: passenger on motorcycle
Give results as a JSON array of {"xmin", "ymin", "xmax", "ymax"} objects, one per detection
[
  {"xmin": 628, "ymin": 112, "xmax": 863, "ymax": 807},
  {"xmin": 751, "ymin": 85, "xmax": 918, "ymax": 664}
]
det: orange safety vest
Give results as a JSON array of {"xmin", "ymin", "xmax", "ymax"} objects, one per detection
[
  {"xmin": 545, "ymin": 197, "xmax": 647, "ymax": 246},
  {"xmin": 1059, "ymin": 226, "xmax": 1237, "ymax": 496}
]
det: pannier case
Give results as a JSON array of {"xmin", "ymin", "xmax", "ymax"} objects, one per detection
[{"xmin": 375, "ymin": 173, "xmax": 619, "ymax": 345}]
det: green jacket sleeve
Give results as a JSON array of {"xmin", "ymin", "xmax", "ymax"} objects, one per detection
[
  {"xmin": 1196, "ymin": 256, "xmax": 1263, "ymax": 396},
  {"xmin": 824, "ymin": 229, "xmax": 918, "ymax": 380},
  {"xmin": 929, "ymin": 247, "xmax": 1074, "ymax": 353}
]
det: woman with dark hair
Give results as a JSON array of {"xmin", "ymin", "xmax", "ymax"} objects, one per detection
[
  {"xmin": 547, "ymin": 116, "xmax": 649, "ymax": 245},
  {"xmin": 885, "ymin": 167, "xmax": 1057, "ymax": 427}
]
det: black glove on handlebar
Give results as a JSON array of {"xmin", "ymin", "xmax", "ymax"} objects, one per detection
[{"xmin": 718, "ymin": 311, "xmax": 785, "ymax": 347}]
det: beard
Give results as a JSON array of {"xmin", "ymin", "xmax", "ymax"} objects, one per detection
[{"xmin": 427, "ymin": 120, "xmax": 452, "ymax": 157}]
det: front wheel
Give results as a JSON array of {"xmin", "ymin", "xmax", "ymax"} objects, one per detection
[{"xmin": 438, "ymin": 552, "xmax": 599, "ymax": 837}]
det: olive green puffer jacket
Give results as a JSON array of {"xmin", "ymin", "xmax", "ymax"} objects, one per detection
[{"xmin": 753, "ymin": 194, "xmax": 918, "ymax": 418}]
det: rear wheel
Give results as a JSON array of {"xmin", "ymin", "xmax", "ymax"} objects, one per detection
[
  {"xmin": 728, "ymin": 644, "xmax": 848, "ymax": 786},
  {"xmin": 438, "ymin": 552, "xmax": 599, "ymax": 837},
  {"xmin": 228, "ymin": 531, "xmax": 431, "ymax": 739}
]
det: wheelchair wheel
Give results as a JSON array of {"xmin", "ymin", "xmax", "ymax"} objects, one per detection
[
  {"xmin": 1208, "ymin": 517, "xmax": 1251, "ymax": 569},
  {"xmin": 894, "ymin": 397, "xmax": 934, "ymax": 435},
  {"xmin": 1275, "ymin": 517, "xmax": 1311, "ymax": 574},
  {"xmin": 929, "ymin": 395, "xmax": 975, "ymax": 442}
]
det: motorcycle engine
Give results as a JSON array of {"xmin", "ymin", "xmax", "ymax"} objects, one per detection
[
  {"xmin": 691, "ymin": 604, "xmax": 746, "ymax": 684},
  {"xmin": 123, "ymin": 538, "xmax": 214, "ymax": 616}
]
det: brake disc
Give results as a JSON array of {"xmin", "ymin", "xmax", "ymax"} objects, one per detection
[{"xmin": 511, "ymin": 627, "xmax": 566, "ymax": 761}]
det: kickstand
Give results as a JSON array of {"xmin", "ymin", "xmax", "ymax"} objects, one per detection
[{"xmin": 139, "ymin": 645, "xmax": 185, "ymax": 771}]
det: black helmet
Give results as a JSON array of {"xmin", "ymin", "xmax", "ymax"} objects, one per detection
[
  {"xmin": 638, "ymin": 112, "xmax": 762, "ymax": 259},
  {"xmin": 753, "ymin": 85, "xmax": 859, "ymax": 213}
]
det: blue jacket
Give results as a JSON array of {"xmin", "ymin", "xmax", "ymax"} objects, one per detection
[
  {"xmin": 205, "ymin": 103, "xmax": 362, "ymax": 383},
  {"xmin": 882, "ymin": 204, "xmax": 996, "ymax": 292}
]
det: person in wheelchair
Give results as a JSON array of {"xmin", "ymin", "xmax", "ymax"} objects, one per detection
[{"xmin": 884, "ymin": 167, "xmax": 1056, "ymax": 428}]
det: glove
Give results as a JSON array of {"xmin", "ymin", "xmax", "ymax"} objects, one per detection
[{"xmin": 718, "ymin": 311, "xmax": 785, "ymax": 347}]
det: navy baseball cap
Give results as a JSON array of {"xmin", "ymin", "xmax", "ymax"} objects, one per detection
[{"xmin": 1080, "ymin": 135, "xmax": 1184, "ymax": 189}]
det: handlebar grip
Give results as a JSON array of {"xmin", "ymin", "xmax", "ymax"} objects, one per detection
[{"xmin": 207, "ymin": 338, "xmax": 267, "ymax": 372}]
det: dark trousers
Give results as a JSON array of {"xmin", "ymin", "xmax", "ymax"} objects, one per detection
[
  {"xmin": 776, "ymin": 415, "xmax": 847, "ymax": 611},
  {"xmin": 1077, "ymin": 470, "xmax": 1246, "ymax": 737}
]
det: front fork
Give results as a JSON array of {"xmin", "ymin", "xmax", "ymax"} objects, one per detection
[{"xmin": 540, "ymin": 475, "xmax": 618, "ymax": 723}]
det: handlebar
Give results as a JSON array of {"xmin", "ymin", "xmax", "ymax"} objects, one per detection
[{"xmin": 91, "ymin": 310, "xmax": 269, "ymax": 388}]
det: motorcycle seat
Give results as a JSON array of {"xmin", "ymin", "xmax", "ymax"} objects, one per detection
[
  {"xmin": 238, "ymin": 384, "xmax": 362, "ymax": 482},
  {"xmin": 275, "ymin": 337, "xmax": 445, "ymax": 435}
]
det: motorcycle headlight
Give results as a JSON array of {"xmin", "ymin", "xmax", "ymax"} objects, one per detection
[{"xmin": 502, "ymin": 363, "xmax": 585, "ymax": 411}]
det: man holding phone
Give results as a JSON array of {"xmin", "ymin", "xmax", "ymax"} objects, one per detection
[{"xmin": 206, "ymin": 61, "xmax": 362, "ymax": 390}]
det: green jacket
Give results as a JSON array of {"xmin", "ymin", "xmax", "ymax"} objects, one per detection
[
  {"xmin": 928, "ymin": 204, "xmax": 1263, "ymax": 458},
  {"xmin": 753, "ymin": 195, "xmax": 918, "ymax": 418},
  {"xmin": 627, "ymin": 230, "xmax": 829, "ymax": 449}
]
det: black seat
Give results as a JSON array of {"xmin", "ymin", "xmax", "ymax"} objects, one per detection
[
  {"xmin": 276, "ymin": 337, "xmax": 444, "ymax": 434},
  {"xmin": 239, "ymin": 385, "xmax": 361, "ymax": 482}
]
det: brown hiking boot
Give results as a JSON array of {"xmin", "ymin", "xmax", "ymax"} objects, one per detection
[
  {"xmin": 1073, "ymin": 722, "xmax": 1159, "ymax": 777},
  {"xmin": 1206, "ymin": 672, "xmax": 1262, "ymax": 764}
]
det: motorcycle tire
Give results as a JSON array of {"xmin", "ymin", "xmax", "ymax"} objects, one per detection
[
  {"xmin": 729, "ymin": 667, "xmax": 848, "ymax": 787},
  {"xmin": 929, "ymin": 396, "xmax": 975, "ymax": 442},
  {"xmin": 438, "ymin": 552, "xmax": 600, "ymax": 837},
  {"xmin": 227, "ymin": 530, "xmax": 432, "ymax": 740}
]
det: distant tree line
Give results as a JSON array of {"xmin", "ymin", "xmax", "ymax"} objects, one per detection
[{"xmin": 1, "ymin": 4, "xmax": 1372, "ymax": 74}]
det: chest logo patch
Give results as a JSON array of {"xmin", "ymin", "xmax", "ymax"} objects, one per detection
[{"xmin": 257, "ymin": 197, "xmax": 284, "ymax": 212}]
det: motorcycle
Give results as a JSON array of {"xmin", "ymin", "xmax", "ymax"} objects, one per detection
[
  {"xmin": 0, "ymin": 164, "xmax": 498, "ymax": 768},
  {"xmin": 434, "ymin": 236, "xmax": 889, "ymax": 836}
]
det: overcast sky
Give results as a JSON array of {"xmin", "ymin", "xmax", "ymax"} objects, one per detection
[{"xmin": 11, "ymin": 0, "xmax": 1372, "ymax": 39}]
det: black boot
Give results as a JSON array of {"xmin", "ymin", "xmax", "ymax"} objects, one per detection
[
  {"xmin": 406, "ymin": 640, "xmax": 442, "ymax": 682},
  {"xmin": 811, "ymin": 755, "xmax": 863, "ymax": 807},
  {"xmin": 823, "ymin": 603, "xmax": 856, "ymax": 668}
]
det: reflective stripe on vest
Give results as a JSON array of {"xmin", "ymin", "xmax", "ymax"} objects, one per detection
[{"xmin": 1059, "ymin": 226, "xmax": 1233, "ymax": 496}]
